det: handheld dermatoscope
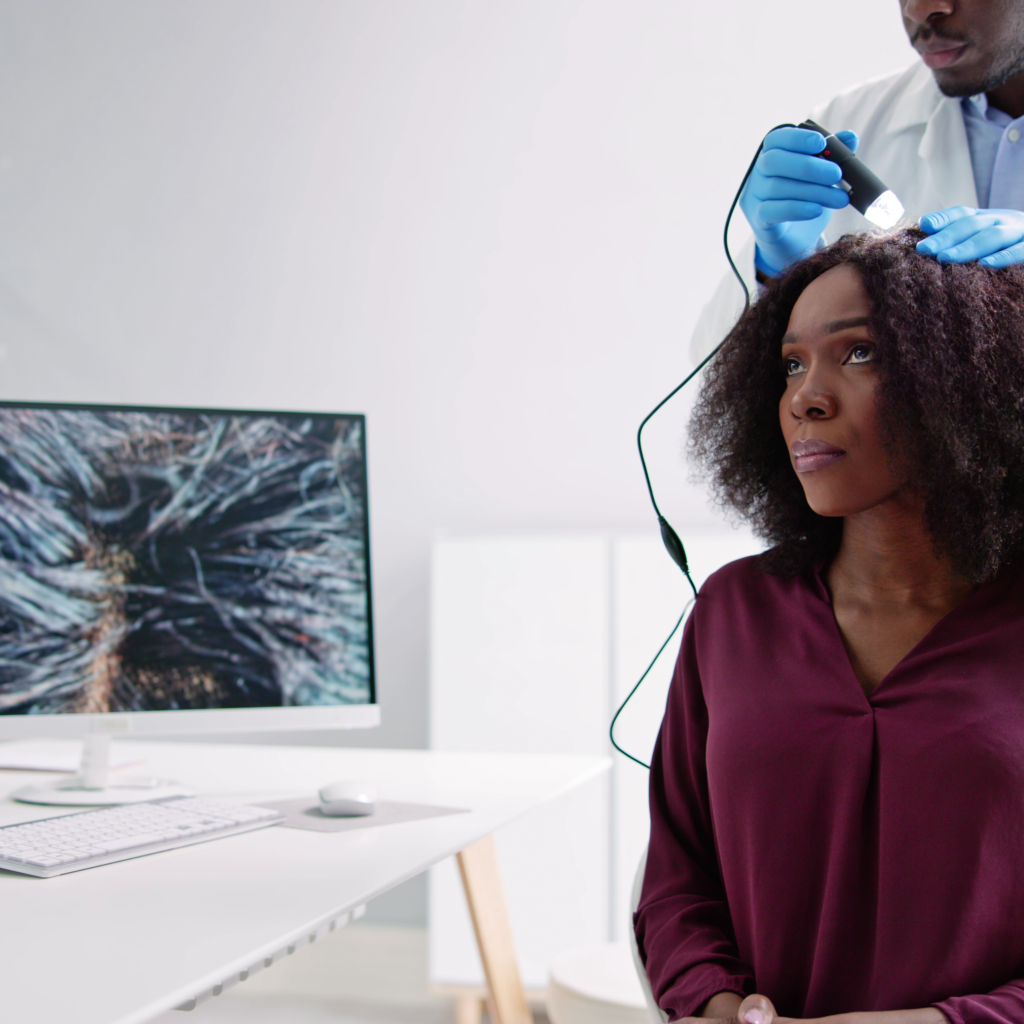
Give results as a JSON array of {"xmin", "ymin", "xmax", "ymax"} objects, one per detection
[
  {"xmin": 609, "ymin": 122, "xmax": 905, "ymax": 768},
  {"xmin": 799, "ymin": 119, "xmax": 904, "ymax": 230}
]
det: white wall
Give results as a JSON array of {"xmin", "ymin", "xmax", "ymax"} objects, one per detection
[{"xmin": 0, "ymin": 2, "xmax": 914, "ymax": 921}]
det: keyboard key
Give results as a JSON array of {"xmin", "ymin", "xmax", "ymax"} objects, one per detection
[{"xmin": 96, "ymin": 834, "xmax": 166, "ymax": 853}]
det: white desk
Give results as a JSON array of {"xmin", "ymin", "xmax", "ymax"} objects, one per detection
[{"xmin": 0, "ymin": 740, "xmax": 609, "ymax": 1024}]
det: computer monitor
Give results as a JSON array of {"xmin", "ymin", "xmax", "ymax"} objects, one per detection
[{"xmin": 0, "ymin": 401, "xmax": 379, "ymax": 804}]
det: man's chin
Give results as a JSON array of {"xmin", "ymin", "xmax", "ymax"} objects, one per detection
[
  {"xmin": 931, "ymin": 66, "xmax": 991, "ymax": 98},
  {"xmin": 929, "ymin": 51, "xmax": 1024, "ymax": 98}
]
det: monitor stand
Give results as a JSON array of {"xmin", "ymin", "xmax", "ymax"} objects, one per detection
[{"xmin": 10, "ymin": 734, "xmax": 193, "ymax": 806}]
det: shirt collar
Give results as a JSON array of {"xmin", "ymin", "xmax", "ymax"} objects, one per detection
[
  {"xmin": 963, "ymin": 90, "xmax": 1020, "ymax": 129},
  {"xmin": 965, "ymin": 92, "xmax": 989, "ymax": 116}
]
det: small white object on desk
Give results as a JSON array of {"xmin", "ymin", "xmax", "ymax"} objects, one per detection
[
  {"xmin": 7, "ymin": 734, "xmax": 192, "ymax": 806},
  {"xmin": 318, "ymin": 780, "xmax": 377, "ymax": 816},
  {"xmin": 0, "ymin": 749, "xmax": 140, "ymax": 773}
]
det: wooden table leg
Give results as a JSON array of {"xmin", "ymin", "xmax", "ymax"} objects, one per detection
[
  {"xmin": 456, "ymin": 835, "xmax": 533, "ymax": 1024},
  {"xmin": 453, "ymin": 994, "xmax": 486, "ymax": 1024}
]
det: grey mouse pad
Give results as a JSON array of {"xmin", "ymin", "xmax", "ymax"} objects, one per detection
[{"xmin": 256, "ymin": 797, "xmax": 469, "ymax": 833}]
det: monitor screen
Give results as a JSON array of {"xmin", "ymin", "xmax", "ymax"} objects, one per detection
[{"xmin": 0, "ymin": 403, "xmax": 374, "ymax": 717}]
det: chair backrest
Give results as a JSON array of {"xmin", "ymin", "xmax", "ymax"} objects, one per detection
[{"xmin": 628, "ymin": 846, "xmax": 669, "ymax": 1023}]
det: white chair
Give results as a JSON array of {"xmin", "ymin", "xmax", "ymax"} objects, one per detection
[
  {"xmin": 546, "ymin": 848, "xmax": 667, "ymax": 1024},
  {"xmin": 629, "ymin": 845, "xmax": 669, "ymax": 1023},
  {"xmin": 547, "ymin": 942, "xmax": 651, "ymax": 1024}
]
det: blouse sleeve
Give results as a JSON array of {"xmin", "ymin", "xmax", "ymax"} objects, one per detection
[
  {"xmin": 936, "ymin": 980, "xmax": 1024, "ymax": 1024},
  {"xmin": 633, "ymin": 611, "xmax": 755, "ymax": 1021}
]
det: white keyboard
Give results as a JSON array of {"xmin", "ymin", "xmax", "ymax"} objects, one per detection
[{"xmin": 0, "ymin": 797, "xmax": 284, "ymax": 877}]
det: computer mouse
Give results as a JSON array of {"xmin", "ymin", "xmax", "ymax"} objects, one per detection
[{"xmin": 318, "ymin": 780, "xmax": 377, "ymax": 817}]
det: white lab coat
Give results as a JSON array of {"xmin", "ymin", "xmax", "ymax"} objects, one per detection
[{"xmin": 689, "ymin": 61, "xmax": 978, "ymax": 365}]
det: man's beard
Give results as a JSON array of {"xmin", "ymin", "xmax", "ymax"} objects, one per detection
[
  {"xmin": 935, "ymin": 43, "xmax": 1024, "ymax": 97},
  {"xmin": 926, "ymin": 18, "xmax": 1024, "ymax": 99}
]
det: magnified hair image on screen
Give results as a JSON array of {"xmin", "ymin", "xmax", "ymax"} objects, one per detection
[{"xmin": 0, "ymin": 407, "xmax": 372, "ymax": 715}]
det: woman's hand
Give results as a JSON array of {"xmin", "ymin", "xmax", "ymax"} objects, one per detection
[
  {"xmin": 688, "ymin": 994, "xmax": 950, "ymax": 1024},
  {"xmin": 688, "ymin": 991, "xmax": 794, "ymax": 1024},
  {"xmin": 737, "ymin": 992, "xmax": 787, "ymax": 1024},
  {"xmin": 700, "ymin": 992, "xmax": 744, "ymax": 1020},
  {"xmin": 685, "ymin": 991, "xmax": 950, "ymax": 1024}
]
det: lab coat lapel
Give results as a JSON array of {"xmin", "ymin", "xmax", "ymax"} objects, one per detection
[
  {"xmin": 918, "ymin": 95, "xmax": 978, "ymax": 209},
  {"xmin": 876, "ymin": 62, "xmax": 978, "ymax": 214}
]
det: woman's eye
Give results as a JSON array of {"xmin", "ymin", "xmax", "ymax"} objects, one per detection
[
  {"xmin": 783, "ymin": 357, "xmax": 804, "ymax": 377},
  {"xmin": 846, "ymin": 344, "xmax": 875, "ymax": 364}
]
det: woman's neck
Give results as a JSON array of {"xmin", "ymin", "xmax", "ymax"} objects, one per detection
[
  {"xmin": 825, "ymin": 495, "xmax": 977, "ymax": 694},
  {"xmin": 827, "ymin": 495, "xmax": 973, "ymax": 611}
]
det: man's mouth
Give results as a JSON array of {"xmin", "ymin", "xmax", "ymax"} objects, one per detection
[{"xmin": 915, "ymin": 35, "xmax": 970, "ymax": 70}]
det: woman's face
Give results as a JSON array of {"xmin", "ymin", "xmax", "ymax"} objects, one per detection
[{"xmin": 778, "ymin": 263, "xmax": 906, "ymax": 517}]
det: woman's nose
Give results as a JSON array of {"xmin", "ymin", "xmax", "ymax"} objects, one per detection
[{"xmin": 789, "ymin": 378, "xmax": 838, "ymax": 421}]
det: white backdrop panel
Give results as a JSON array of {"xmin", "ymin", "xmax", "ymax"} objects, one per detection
[
  {"xmin": 429, "ymin": 536, "xmax": 611, "ymax": 988},
  {"xmin": 429, "ymin": 529, "xmax": 767, "ymax": 982},
  {"xmin": 610, "ymin": 528, "xmax": 765, "ymax": 940}
]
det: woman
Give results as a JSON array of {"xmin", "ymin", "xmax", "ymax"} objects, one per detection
[{"xmin": 634, "ymin": 228, "xmax": 1024, "ymax": 1024}]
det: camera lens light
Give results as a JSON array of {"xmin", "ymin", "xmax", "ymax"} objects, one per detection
[{"xmin": 864, "ymin": 190, "xmax": 904, "ymax": 229}]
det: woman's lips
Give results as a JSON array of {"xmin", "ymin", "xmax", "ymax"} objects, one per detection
[
  {"xmin": 919, "ymin": 43, "xmax": 969, "ymax": 69},
  {"xmin": 791, "ymin": 438, "xmax": 847, "ymax": 474}
]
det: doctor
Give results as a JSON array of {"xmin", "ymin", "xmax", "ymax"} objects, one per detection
[{"xmin": 691, "ymin": 0, "xmax": 1024, "ymax": 364}]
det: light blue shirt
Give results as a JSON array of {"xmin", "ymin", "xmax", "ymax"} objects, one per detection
[{"xmin": 961, "ymin": 93, "xmax": 1024, "ymax": 211}]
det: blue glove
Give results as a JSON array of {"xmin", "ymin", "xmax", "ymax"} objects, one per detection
[
  {"xmin": 917, "ymin": 207, "xmax": 1024, "ymax": 267},
  {"xmin": 740, "ymin": 126, "xmax": 859, "ymax": 277}
]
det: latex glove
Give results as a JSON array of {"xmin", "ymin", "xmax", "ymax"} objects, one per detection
[
  {"xmin": 740, "ymin": 126, "xmax": 859, "ymax": 276},
  {"xmin": 917, "ymin": 206, "xmax": 1024, "ymax": 267}
]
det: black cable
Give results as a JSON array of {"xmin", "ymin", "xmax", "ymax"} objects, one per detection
[
  {"xmin": 723, "ymin": 124, "xmax": 799, "ymax": 308},
  {"xmin": 609, "ymin": 123, "xmax": 796, "ymax": 768},
  {"xmin": 608, "ymin": 588, "xmax": 695, "ymax": 770}
]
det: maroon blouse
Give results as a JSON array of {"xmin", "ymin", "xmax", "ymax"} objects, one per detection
[{"xmin": 634, "ymin": 555, "xmax": 1024, "ymax": 1024}]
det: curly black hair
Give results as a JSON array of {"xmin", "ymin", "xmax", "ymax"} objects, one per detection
[{"xmin": 689, "ymin": 228, "xmax": 1024, "ymax": 582}]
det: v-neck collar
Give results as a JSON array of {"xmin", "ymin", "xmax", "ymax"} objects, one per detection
[{"xmin": 809, "ymin": 560, "xmax": 1020, "ymax": 704}]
